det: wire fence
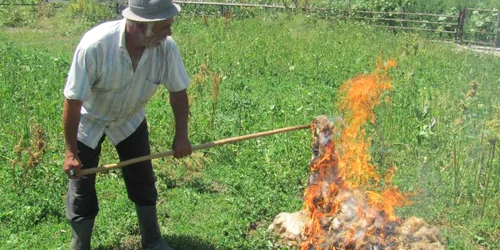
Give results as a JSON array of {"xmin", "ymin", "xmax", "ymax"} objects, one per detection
[
  {"xmin": 3, "ymin": 0, "xmax": 500, "ymax": 48},
  {"xmin": 166, "ymin": 1, "xmax": 500, "ymax": 48}
]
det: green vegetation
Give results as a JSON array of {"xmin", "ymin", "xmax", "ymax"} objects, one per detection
[
  {"xmin": 0, "ymin": 1, "xmax": 499, "ymax": 249},
  {"xmin": 0, "ymin": 0, "xmax": 115, "ymax": 28},
  {"xmin": 346, "ymin": 0, "xmax": 499, "ymax": 12}
]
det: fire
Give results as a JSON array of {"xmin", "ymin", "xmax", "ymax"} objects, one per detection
[
  {"xmin": 301, "ymin": 59, "xmax": 413, "ymax": 249},
  {"xmin": 337, "ymin": 59, "xmax": 395, "ymax": 189},
  {"xmin": 268, "ymin": 59, "xmax": 443, "ymax": 250}
]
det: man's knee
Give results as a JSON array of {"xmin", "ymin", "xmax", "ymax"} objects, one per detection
[
  {"xmin": 66, "ymin": 176, "xmax": 99, "ymax": 221},
  {"xmin": 126, "ymin": 180, "xmax": 158, "ymax": 206},
  {"xmin": 122, "ymin": 160, "xmax": 157, "ymax": 206}
]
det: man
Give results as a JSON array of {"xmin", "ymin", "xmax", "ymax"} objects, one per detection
[{"xmin": 62, "ymin": 0, "xmax": 191, "ymax": 249}]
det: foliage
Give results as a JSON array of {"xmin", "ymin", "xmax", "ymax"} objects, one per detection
[
  {"xmin": 464, "ymin": 10, "xmax": 499, "ymax": 44},
  {"xmin": 65, "ymin": 0, "xmax": 117, "ymax": 26},
  {"xmin": 0, "ymin": 42, "xmax": 71, "ymax": 247},
  {"xmin": 1, "ymin": 0, "xmax": 498, "ymax": 47},
  {"xmin": 349, "ymin": 0, "xmax": 409, "ymax": 12},
  {"xmin": 0, "ymin": 0, "xmax": 39, "ymax": 27}
]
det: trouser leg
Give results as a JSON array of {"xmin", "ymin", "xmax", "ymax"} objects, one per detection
[
  {"xmin": 115, "ymin": 119, "xmax": 157, "ymax": 206},
  {"xmin": 66, "ymin": 136, "xmax": 105, "ymax": 250},
  {"xmin": 115, "ymin": 119, "xmax": 169, "ymax": 249}
]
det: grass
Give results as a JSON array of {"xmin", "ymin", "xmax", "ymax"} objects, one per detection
[{"xmin": 0, "ymin": 5, "xmax": 499, "ymax": 250}]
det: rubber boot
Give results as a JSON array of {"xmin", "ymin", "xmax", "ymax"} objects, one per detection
[
  {"xmin": 70, "ymin": 219, "xmax": 94, "ymax": 250},
  {"xmin": 136, "ymin": 205, "xmax": 173, "ymax": 250}
]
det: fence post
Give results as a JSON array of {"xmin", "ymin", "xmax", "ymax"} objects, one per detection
[
  {"xmin": 401, "ymin": 6, "xmax": 406, "ymax": 27},
  {"xmin": 495, "ymin": 9, "xmax": 500, "ymax": 48},
  {"xmin": 455, "ymin": 8, "xmax": 467, "ymax": 45},
  {"xmin": 346, "ymin": 0, "xmax": 351, "ymax": 17},
  {"xmin": 369, "ymin": 0, "xmax": 373, "ymax": 22},
  {"xmin": 302, "ymin": 0, "xmax": 309, "ymax": 13}
]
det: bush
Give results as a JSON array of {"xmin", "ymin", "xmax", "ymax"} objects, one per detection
[
  {"xmin": 0, "ymin": 1, "xmax": 38, "ymax": 27},
  {"xmin": 65, "ymin": 0, "xmax": 117, "ymax": 26}
]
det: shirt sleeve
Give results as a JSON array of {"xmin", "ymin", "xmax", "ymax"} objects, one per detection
[
  {"xmin": 64, "ymin": 45, "xmax": 97, "ymax": 100},
  {"xmin": 164, "ymin": 37, "xmax": 190, "ymax": 92}
]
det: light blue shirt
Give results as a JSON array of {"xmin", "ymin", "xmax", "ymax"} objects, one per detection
[{"xmin": 64, "ymin": 19, "xmax": 190, "ymax": 149}]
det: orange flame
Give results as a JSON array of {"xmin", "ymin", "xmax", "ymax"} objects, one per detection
[
  {"xmin": 301, "ymin": 59, "xmax": 410, "ymax": 249},
  {"xmin": 337, "ymin": 59, "xmax": 395, "ymax": 188},
  {"xmin": 337, "ymin": 59, "xmax": 409, "ymax": 219}
]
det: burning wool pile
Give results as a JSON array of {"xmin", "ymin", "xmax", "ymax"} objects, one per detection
[{"xmin": 269, "ymin": 60, "xmax": 445, "ymax": 249}]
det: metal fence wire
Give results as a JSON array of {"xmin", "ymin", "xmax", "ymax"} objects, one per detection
[{"xmin": 3, "ymin": 0, "xmax": 500, "ymax": 48}]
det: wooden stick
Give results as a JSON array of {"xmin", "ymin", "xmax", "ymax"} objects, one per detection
[{"xmin": 80, "ymin": 124, "xmax": 310, "ymax": 176}]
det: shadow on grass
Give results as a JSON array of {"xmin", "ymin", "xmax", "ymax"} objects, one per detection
[
  {"xmin": 166, "ymin": 234, "xmax": 225, "ymax": 250},
  {"xmin": 163, "ymin": 177, "xmax": 227, "ymax": 195},
  {"xmin": 94, "ymin": 234, "xmax": 224, "ymax": 250}
]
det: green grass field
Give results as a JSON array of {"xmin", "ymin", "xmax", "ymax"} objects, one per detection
[{"xmin": 0, "ymin": 3, "xmax": 499, "ymax": 250}]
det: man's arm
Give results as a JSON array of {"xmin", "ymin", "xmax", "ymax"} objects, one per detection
[
  {"xmin": 169, "ymin": 89, "xmax": 192, "ymax": 158},
  {"xmin": 62, "ymin": 98, "xmax": 83, "ymax": 178}
]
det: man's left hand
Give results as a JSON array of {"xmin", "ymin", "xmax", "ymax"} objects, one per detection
[{"xmin": 172, "ymin": 135, "xmax": 192, "ymax": 158}]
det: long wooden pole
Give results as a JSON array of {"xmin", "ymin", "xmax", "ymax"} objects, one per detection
[{"xmin": 79, "ymin": 124, "xmax": 310, "ymax": 176}]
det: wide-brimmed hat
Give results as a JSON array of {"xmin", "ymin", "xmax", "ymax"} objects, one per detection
[{"xmin": 122, "ymin": 0, "xmax": 181, "ymax": 22}]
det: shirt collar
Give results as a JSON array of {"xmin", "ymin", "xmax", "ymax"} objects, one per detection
[{"xmin": 119, "ymin": 18, "xmax": 127, "ymax": 49}]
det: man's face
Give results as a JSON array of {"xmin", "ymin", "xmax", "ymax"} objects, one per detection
[{"xmin": 141, "ymin": 18, "xmax": 174, "ymax": 48}]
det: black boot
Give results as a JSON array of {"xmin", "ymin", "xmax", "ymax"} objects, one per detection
[
  {"xmin": 136, "ymin": 205, "xmax": 173, "ymax": 250},
  {"xmin": 70, "ymin": 219, "xmax": 94, "ymax": 250}
]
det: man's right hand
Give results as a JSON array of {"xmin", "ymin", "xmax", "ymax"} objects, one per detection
[{"xmin": 64, "ymin": 153, "xmax": 82, "ymax": 179}]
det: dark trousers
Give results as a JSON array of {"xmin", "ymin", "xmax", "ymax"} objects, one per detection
[{"xmin": 66, "ymin": 120, "xmax": 157, "ymax": 221}]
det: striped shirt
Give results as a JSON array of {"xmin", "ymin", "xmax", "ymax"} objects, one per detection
[{"xmin": 64, "ymin": 19, "xmax": 190, "ymax": 149}]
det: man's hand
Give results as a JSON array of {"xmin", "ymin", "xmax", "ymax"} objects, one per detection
[
  {"xmin": 64, "ymin": 152, "xmax": 82, "ymax": 179},
  {"xmin": 172, "ymin": 134, "xmax": 192, "ymax": 158}
]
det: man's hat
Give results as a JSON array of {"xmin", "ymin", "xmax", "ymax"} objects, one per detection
[{"xmin": 122, "ymin": 0, "xmax": 181, "ymax": 22}]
